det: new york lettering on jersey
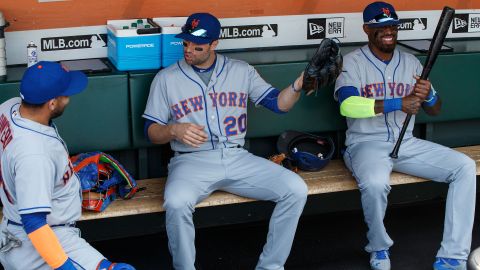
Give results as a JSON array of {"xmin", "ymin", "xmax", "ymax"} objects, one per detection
[{"xmin": 171, "ymin": 91, "xmax": 248, "ymax": 120}]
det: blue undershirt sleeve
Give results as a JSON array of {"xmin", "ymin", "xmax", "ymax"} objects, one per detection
[
  {"xmin": 144, "ymin": 119, "xmax": 155, "ymax": 143},
  {"xmin": 337, "ymin": 86, "xmax": 359, "ymax": 103},
  {"xmin": 20, "ymin": 212, "xmax": 48, "ymax": 234},
  {"xmin": 258, "ymin": 89, "xmax": 287, "ymax": 114}
]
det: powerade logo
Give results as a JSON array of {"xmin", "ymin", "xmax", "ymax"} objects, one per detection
[
  {"xmin": 220, "ymin": 24, "xmax": 278, "ymax": 39},
  {"xmin": 452, "ymin": 13, "xmax": 480, "ymax": 33},
  {"xmin": 41, "ymin": 34, "xmax": 107, "ymax": 51},
  {"xmin": 125, "ymin": 43, "xmax": 155, "ymax": 49},
  {"xmin": 398, "ymin": 18, "xmax": 427, "ymax": 31},
  {"xmin": 307, "ymin": 18, "xmax": 344, "ymax": 39}
]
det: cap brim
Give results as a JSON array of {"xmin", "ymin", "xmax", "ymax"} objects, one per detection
[
  {"xmin": 175, "ymin": 32, "xmax": 213, "ymax": 44},
  {"xmin": 60, "ymin": 70, "xmax": 88, "ymax": 97},
  {"xmin": 365, "ymin": 19, "xmax": 400, "ymax": 28}
]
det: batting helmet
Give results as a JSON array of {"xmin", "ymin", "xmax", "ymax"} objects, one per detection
[{"xmin": 277, "ymin": 130, "xmax": 335, "ymax": 171}]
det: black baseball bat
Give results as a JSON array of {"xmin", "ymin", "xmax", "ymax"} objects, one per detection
[{"xmin": 390, "ymin": 6, "xmax": 455, "ymax": 159}]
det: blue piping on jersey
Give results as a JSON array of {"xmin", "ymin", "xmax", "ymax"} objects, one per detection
[
  {"xmin": 70, "ymin": 258, "xmax": 87, "ymax": 270},
  {"xmin": 392, "ymin": 52, "xmax": 402, "ymax": 132},
  {"xmin": 19, "ymin": 206, "xmax": 52, "ymax": 212},
  {"xmin": 177, "ymin": 62, "xmax": 215, "ymax": 149},
  {"xmin": 211, "ymin": 86, "xmax": 227, "ymax": 147},
  {"xmin": 344, "ymin": 149, "xmax": 359, "ymax": 180},
  {"xmin": 254, "ymin": 86, "xmax": 275, "ymax": 105},
  {"xmin": 142, "ymin": 113, "xmax": 167, "ymax": 125},
  {"xmin": 216, "ymin": 55, "xmax": 227, "ymax": 77},
  {"xmin": 10, "ymin": 103, "xmax": 66, "ymax": 146},
  {"xmin": 360, "ymin": 48, "xmax": 392, "ymax": 142}
]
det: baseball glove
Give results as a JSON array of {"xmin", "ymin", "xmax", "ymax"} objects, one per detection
[{"xmin": 303, "ymin": 38, "xmax": 343, "ymax": 95}]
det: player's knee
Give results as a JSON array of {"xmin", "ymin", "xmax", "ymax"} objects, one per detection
[
  {"xmin": 361, "ymin": 181, "xmax": 391, "ymax": 197},
  {"xmin": 97, "ymin": 259, "xmax": 136, "ymax": 270},
  {"xmin": 461, "ymin": 156, "xmax": 476, "ymax": 175},
  {"xmin": 285, "ymin": 174, "xmax": 308, "ymax": 202},
  {"xmin": 163, "ymin": 194, "xmax": 196, "ymax": 213}
]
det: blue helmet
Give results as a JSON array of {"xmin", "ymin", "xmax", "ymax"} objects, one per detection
[{"xmin": 277, "ymin": 130, "xmax": 335, "ymax": 171}]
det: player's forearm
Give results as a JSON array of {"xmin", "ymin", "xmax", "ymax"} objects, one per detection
[
  {"xmin": 147, "ymin": 123, "xmax": 176, "ymax": 144},
  {"xmin": 277, "ymin": 79, "xmax": 302, "ymax": 112},
  {"xmin": 27, "ymin": 224, "xmax": 71, "ymax": 269}
]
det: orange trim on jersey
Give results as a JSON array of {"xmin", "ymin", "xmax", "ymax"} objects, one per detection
[{"xmin": 27, "ymin": 225, "xmax": 68, "ymax": 269}]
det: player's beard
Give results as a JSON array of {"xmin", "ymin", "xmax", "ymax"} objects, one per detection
[
  {"xmin": 372, "ymin": 29, "xmax": 397, "ymax": 54},
  {"xmin": 185, "ymin": 50, "xmax": 212, "ymax": 66},
  {"xmin": 51, "ymin": 107, "xmax": 65, "ymax": 119}
]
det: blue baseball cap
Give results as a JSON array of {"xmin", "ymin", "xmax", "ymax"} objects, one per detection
[
  {"xmin": 175, "ymin": 13, "xmax": 221, "ymax": 44},
  {"xmin": 20, "ymin": 61, "xmax": 88, "ymax": 104},
  {"xmin": 363, "ymin": 1, "xmax": 400, "ymax": 28}
]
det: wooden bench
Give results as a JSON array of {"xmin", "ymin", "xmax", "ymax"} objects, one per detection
[{"xmin": 79, "ymin": 145, "xmax": 480, "ymax": 221}]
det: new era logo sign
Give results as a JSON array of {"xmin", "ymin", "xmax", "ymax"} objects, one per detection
[
  {"xmin": 454, "ymin": 18, "xmax": 467, "ymax": 30},
  {"xmin": 307, "ymin": 18, "xmax": 344, "ymax": 39},
  {"xmin": 309, "ymin": 23, "xmax": 324, "ymax": 36},
  {"xmin": 452, "ymin": 13, "xmax": 472, "ymax": 33}
]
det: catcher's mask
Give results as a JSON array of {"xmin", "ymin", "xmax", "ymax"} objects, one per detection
[{"xmin": 277, "ymin": 130, "xmax": 335, "ymax": 171}]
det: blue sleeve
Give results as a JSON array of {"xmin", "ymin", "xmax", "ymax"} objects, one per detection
[
  {"xmin": 337, "ymin": 86, "xmax": 359, "ymax": 103},
  {"xmin": 144, "ymin": 119, "xmax": 155, "ymax": 143},
  {"xmin": 258, "ymin": 89, "xmax": 287, "ymax": 114},
  {"xmin": 20, "ymin": 212, "xmax": 47, "ymax": 234}
]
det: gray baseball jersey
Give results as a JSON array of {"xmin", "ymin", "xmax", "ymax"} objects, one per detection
[
  {"xmin": 143, "ymin": 53, "xmax": 274, "ymax": 152},
  {"xmin": 0, "ymin": 98, "xmax": 104, "ymax": 270},
  {"xmin": 336, "ymin": 46, "xmax": 475, "ymax": 260},
  {"xmin": 334, "ymin": 45, "xmax": 435, "ymax": 146},
  {"xmin": 0, "ymin": 98, "xmax": 81, "ymax": 224},
  {"xmin": 143, "ymin": 53, "xmax": 308, "ymax": 269}
]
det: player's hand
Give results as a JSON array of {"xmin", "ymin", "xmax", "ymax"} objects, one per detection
[
  {"xmin": 294, "ymin": 72, "xmax": 304, "ymax": 92},
  {"xmin": 171, "ymin": 123, "xmax": 208, "ymax": 147},
  {"xmin": 401, "ymin": 94, "xmax": 422, "ymax": 115},
  {"xmin": 412, "ymin": 75, "xmax": 431, "ymax": 100}
]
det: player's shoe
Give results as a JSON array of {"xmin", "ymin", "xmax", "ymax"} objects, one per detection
[
  {"xmin": 370, "ymin": 250, "xmax": 391, "ymax": 270},
  {"xmin": 433, "ymin": 257, "xmax": 466, "ymax": 270}
]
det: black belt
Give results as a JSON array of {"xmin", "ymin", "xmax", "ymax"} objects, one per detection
[
  {"xmin": 7, "ymin": 219, "xmax": 76, "ymax": 228},
  {"xmin": 177, "ymin": 145, "xmax": 241, "ymax": 155}
]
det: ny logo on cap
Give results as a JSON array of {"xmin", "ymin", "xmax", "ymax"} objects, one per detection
[
  {"xmin": 191, "ymin": 19, "xmax": 200, "ymax": 29},
  {"xmin": 382, "ymin": 8, "xmax": 391, "ymax": 17}
]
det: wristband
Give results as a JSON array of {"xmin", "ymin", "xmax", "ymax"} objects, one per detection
[
  {"xmin": 423, "ymin": 89, "xmax": 438, "ymax": 107},
  {"xmin": 383, "ymin": 98, "xmax": 402, "ymax": 113},
  {"xmin": 423, "ymin": 94, "xmax": 438, "ymax": 107}
]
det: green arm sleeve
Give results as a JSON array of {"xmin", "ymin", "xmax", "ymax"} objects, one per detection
[{"xmin": 340, "ymin": 96, "xmax": 377, "ymax": 118}]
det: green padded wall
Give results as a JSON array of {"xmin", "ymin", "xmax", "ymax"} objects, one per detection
[
  {"xmin": 0, "ymin": 71, "xmax": 131, "ymax": 154},
  {"xmin": 416, "ymin": 53, "xmax": 480, "ymax": 123},
  {"xmin": 247, "ymin": 63, "xmax": 346, "ymax": 138},
  {"xmin": 55, "ymin": 74, "xmax": 131, "ymax": 153},
  {"xmin": 130, "ymin": 72, "xmax": 157, "ymax": 147}
]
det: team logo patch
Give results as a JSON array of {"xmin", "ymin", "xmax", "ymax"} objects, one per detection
[{"xmin": 307, "ymin": 18, "xmax": 344, "ymax": 40}]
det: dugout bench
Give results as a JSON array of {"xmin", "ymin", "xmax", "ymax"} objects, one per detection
[{"xmin": 0, "ymin": 39, "xmax": 480, "ymax": 241}]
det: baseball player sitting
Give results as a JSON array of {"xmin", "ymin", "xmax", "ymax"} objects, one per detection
[
  {"xmin": 334, "ymin": 2, "xmax": 476, "ymax": 270},
  {"xmin": 143, "ymin": 13, "xmax": 309, "ymax": 270},
  {"xmin": 0, "ymin": 61, "xmax": 135, "ymax": 270}
]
